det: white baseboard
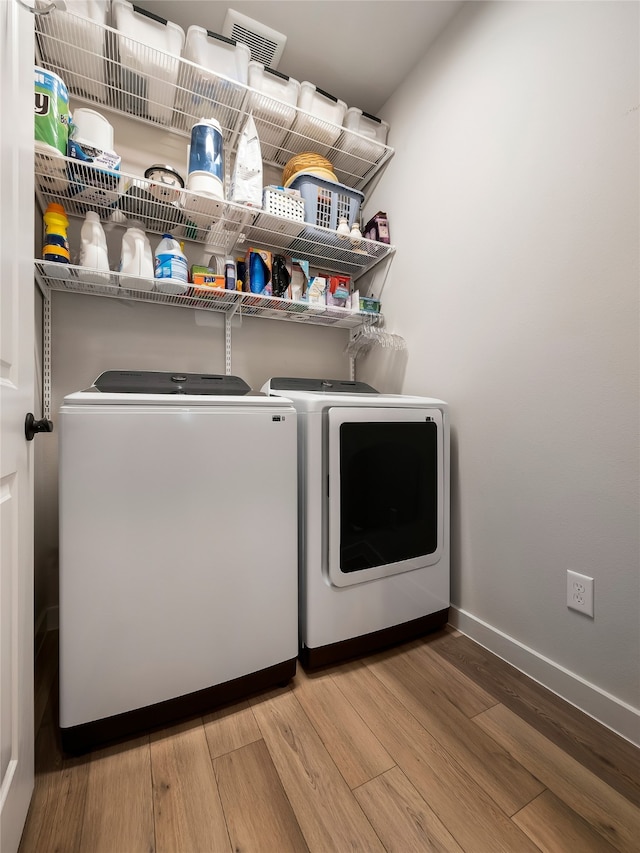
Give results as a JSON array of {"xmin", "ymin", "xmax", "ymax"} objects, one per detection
[{"xmin": 449, "ymin": 606, "xmax": 640, "ymax": 748}]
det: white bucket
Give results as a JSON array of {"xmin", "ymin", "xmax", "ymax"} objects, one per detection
[{"xmin": 71, "ymin": 108, "xmax": 114, "ymax": 152}]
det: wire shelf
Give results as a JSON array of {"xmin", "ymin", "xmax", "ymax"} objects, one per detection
[
  {"xmin": 35, "ymin": 151, "xmax": 394, "ymax": 279},
  {"xmin": 34, "ymin": 261, "xmax": 382, "ymax": 330},
  {"xmin": 34, "ymin": 8, "xmax": 394, "ymax": 191}
]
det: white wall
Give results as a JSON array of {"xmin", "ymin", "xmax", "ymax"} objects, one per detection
[{"xmin": 362, "ymin": 0, "xmax": 639, "ymax": 740}]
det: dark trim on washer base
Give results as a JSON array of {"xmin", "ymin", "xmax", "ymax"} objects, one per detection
[
  {"xmin": 61, "ymin": 657, "xmax": 296, "ymax": 755},
  {"xmin": 300, "ymin": 608, "xmax": 449, "ymax": 669}
]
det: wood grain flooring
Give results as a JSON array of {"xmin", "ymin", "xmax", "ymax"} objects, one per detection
[{"xmin": 19, "ymin": 628, "xmax": 640, "ymax": 853}]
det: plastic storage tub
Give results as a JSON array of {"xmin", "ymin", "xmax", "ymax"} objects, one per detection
[
  {"xmin": 290, "ymin": 82, "xmax": 347, "ymax": 156},
  {"xmin": 247, "ymin": 62, "xmax": 300, "ymax": 159},
  {"xmin": 341, "ymin": 107, "xmax": 390, "ymax": 167},
  {"xmin": 183, "ymin": 26, "xmax": 251, "ymax": 82},
  {"xmin": 112, "ymin": 0, "xmax": 185, "ymax": 125},
  {"xmin": 177, "ymin": 27, "xmax": 250, "ymax": 134},
  {"xmin": 288, "ymin": 172, "xmax": 363, "ymax": 231},
  {"xmin": 36, "ymin": 0, "xmax": 109, "ymax": 102},
  {"xmin": 344, "ymin": 108, "xmax": 390, "ymax": 145}
]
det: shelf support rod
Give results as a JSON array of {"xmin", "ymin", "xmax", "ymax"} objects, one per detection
[
  {"xmin": 42, "ymin": 287, "xmax": 52, "ymax": 420},
  {"xmin": 225, "ymin": 313, "xmax": 232, "ymax": 375}
]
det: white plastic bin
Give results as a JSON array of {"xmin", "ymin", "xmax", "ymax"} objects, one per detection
[
  {"xmin": 247, "ymin": 62, "xmax": 300, "ymax": 157},
  {"xmin": 344, "ymin": 108, "xmax": 390, "ymax": 145},
  {"xmin": 112, "ymin": 0, "xmax": 185, "ymax": 125},
  {"xmin": 177, "ymin": 27, "xmax": 250, "ymax": 133},
  {"xmin": 262, "ymin": 186, "xmax": 305, "ymax": 222},
  {"xmin": 290, "ymin": 82, "xmax": 347, "ymax": 156},
  {"xmin": 36, "ymin": 0, "xmax": 109, "ymax": 102},
  {"xmin": 183, "ymin": 26, "xmax": 251, "ymax": 83},
  {"xmin": 341, "ymin": 107, "xmax": 390, "ymax": 166}
]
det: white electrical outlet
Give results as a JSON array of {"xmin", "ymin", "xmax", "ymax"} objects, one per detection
[{"xmin": 567, "ymin": 570, "xmax": 594, "ymax": 617}]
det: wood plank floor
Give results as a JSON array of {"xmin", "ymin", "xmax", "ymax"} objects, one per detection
[{"xmin": 19, "ymin": 628, "xmax": 640, "ymax": 853}]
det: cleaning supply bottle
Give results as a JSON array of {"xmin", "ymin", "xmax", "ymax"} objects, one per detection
[
  {"xmin": 119, "ymin": 222, "xmax": 154, "ymax": 291},
  {"xmin": 154, "ymin": 233, "xmax": 188, "ymax": 294},
  {"xmin": 224, "ymin": 258, "xmax": 236, "ymax": 290},
  {"xmin": 42, "ymin": 202, "xmax": 71, "ymax": 268},
  {"xmin": 77, "ymin": 211, "xmax": 110, "ymax": 284}
]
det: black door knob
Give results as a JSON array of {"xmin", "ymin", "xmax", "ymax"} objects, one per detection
[{"xmin": 25, "ymin": 413, "xmax": 54, "ymax": 441}]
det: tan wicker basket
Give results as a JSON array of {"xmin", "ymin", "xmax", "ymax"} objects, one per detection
[{"xmin": 282, "ymin": 152, "xmax": 336, "ymax": 187}]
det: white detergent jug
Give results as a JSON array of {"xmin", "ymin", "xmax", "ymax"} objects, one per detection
[
  {"xmin": 77, "ymin": 211, "xmax": 110, "ymax": 284},
  {"xmin": 154, "ymin": 233, "xmax": 188, "ymax": 295},
  {"xmin": 119, "ymin": 223, "xmax": 154, "ymax": 291}
]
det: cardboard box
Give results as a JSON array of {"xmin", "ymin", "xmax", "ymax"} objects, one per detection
[
  {"xmin": 327, "ymin": 275, "xmax": 351, "ymax": 307},
  {"xmin": 290, "ymin": 258, "xmax": 310, "ymax": 301},
  {"xmin": 191, "ymin": 274, "xmax": 225, "ymax": 290},
  {"xmin": 66, "ymin": 138, "xmax": 122, "ymax": 208},
  {"xmin": 307, "ymin": 276, "xmax": 327, "ymax": 304}
]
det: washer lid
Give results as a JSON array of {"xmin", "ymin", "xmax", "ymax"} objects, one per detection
[
  {"xmin": 93, "ymin": 371, "xmax": 251, "ymax": 395},
  {"xmin": 266, "ymin": 377, "xmax": 379, "ymax": 394}
]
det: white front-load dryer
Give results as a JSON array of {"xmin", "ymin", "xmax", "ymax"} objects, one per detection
[
  {"xmin": 59, "ymin": 371, "xmax": 298, "ymax": 752},
  {"xmin": 262, "ymin": 377, "xmax": 450, "ymax": 667}
]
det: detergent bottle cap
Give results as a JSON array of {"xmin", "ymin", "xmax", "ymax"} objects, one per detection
[{"xmin": 46, "ymin": 202, "xmax": 66, "ymax": 216}]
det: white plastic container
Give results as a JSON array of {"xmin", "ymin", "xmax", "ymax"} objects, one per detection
[
  {"xmin": 186, "ymin": 119, "xmax": 224, "ymax": 199},
  {"xmin": 36, "ymin": 0, "xmax": 109, "ymax": 102},
  {"xmin": 343, "ymin": 108, "xmax": 390, "ymax": 145},
  {"xmin": 178, "ymin": 27, "xmax": 250, "ymax": 134},
  {"xmin": 78, "ymin": 212, "xmax": 110, "ymax": 284},
  {"xmin": 112, "ymin": 0, "xmax": 185, "ymax": 124},
  {"xmin": 183, "ymin": 26, "xmax": 251, "ymax": 83},
  {"xmin": 342, "ymin": 107, "xmax": 390, "ymax": 166},
  {"xmin": 291, "ymin": 82, "xmax": 347, "ymax": 155},
  {"xmin": 154, "ymin": 234, "xmax": 188, "ymax": 294},
  {"xmin": 247, "ymin": 62, "xmax": 301, "ymax": 156},
  {"xmin": 71, "ymin": 108, "xmax": 115, "ymax": 152},
  {"xmin": 119, "ymin": 223, "xmax": 154, "ymax": 292}
]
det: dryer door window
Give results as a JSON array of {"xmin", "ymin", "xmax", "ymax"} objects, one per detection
[{"xmin": 327, "ymin": 406, "xmax": 444, "ymax": 588}]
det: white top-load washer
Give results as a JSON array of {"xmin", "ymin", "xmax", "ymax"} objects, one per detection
[
  {"xmin": 262, "ymin": 377, "xmax": 450, "ymax": 667},
  {"xmin": 59, "ymin": 371, "xmax": 298, "ymax": 752}
]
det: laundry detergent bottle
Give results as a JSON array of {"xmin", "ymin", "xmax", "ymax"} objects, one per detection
[
  {"xmin": 78, "ymin": 211, "xmax": 110, "ymax": 284},
  {"xmin": 119, "ymin": 222, "xmax": 154, "ymax": 291},
  {"xmin": 154, "ymin": 233, "xmax": 188, "ymax": 294},
  {"xmin": 42, "ymin": 202, "xmax": 71, "ymax": 276}
]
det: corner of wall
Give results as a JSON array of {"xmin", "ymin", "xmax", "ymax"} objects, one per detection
[{"xmin": 449, "ymin": 606, "xmax": 640, "ymax": 748}]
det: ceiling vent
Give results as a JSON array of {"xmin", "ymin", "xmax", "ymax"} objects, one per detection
[{"xmin": 222, "ymin": 9, "xmax": 287, "ymax": 69}]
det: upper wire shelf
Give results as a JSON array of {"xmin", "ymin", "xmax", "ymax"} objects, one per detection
[{"xmin": 34, "ymin": 8, "xmax": 394, "ymax": 191}]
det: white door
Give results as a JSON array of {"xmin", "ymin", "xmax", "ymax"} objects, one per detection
[{"xmin": 0, "ymin": 1, "xmax": 35, "ymax": 851}]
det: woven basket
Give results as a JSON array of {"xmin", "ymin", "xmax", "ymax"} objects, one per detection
[{"xmin": 282, "ymin": 152, "xmax": 336, "ymax": 187}]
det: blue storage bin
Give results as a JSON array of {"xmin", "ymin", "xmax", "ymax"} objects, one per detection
[{"xmin": 287, "ymin": 172, "xmax": 364, "ymax": 231}]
